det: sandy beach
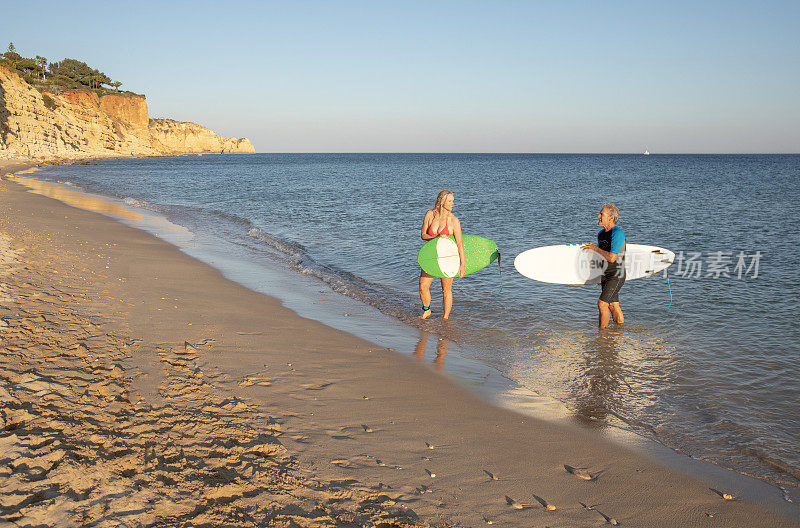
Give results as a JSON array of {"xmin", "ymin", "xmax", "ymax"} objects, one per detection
[{"xmin": 1, "ymin": 159, "xmax": 798, "ymax": 527}]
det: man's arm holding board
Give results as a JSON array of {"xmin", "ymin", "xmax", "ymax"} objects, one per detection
[{"xmin": 582, "ymin": 229, "xmax": 625, "ymax": 263}]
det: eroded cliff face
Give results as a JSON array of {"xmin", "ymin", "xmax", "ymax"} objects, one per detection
[
  {"xmin": 0, "ymin": 66, "xmax": 254, "ymax": 160},
  {"xmin": 99, "ymin": 94, "xmax": 149, "ymax": 129},
  {"xmin": 149, "ymin": 119, "xmax": 256, "ymax": 154}
]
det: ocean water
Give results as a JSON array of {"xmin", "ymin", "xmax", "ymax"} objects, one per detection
[{"xmin": 30, "ymin": 154, "xmax": 800, "ymax": 491}]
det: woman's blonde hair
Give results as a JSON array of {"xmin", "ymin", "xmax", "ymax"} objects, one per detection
[{"xmin": 434, "ymin": 190, "xmax": 454, "ymax": 210}]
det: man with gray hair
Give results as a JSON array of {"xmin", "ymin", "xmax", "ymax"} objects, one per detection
[{"xmin": 582, "ymin": 203, "xmax": 626, "ymax": 328}]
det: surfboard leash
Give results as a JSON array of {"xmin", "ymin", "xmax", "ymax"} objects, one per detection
[
  {"xmin": 665, "ymin": 268, "xmax": 673, "ymax": 310},
  {"xmin": 487, "ymin": 251, "xmax": 503, "ymax": 307}
]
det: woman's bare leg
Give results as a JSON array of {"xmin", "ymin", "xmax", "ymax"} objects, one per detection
[
  {"xmin": 419, "ymin": 273, "xmax": 433, "ymax": 319},
  {"xmin": 441, "ymin": 277, "xmax": 453, "ymax": 319}
]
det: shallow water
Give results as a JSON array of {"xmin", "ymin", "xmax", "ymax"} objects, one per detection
[{"xmin": 31, "ymin": 153, "xmax": 800, "ymax": 489}]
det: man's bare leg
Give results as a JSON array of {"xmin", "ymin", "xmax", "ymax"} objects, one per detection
[
  {"xmin": 598, "ymin": 299, "xmax": 612, "ymax": 329},
  {"xmin": 610, "ymin": 302, "xmax": 624, "ymax": 325}
]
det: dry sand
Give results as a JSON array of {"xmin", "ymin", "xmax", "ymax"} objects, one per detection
[{"xmin": 1, "ymin": 159, "xmax": 798, "ymax": 527}]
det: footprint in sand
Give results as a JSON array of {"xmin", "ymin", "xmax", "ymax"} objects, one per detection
[
  {"xmin": 710, "ymin": 488, "xmax": 737, "ymax": 501},
  {"xmin": 505, "ymin": 496, "xmax": 525, "ymax": 510},
  {"xmin": 239, "ymin": 376, "xmax": 273, "ymax": 387},
  {"xmin": 330, "ymin": 455, "xmax": 374, "ymax": 469},
  {"xmin": 326, "ymin": 427, "xmax": 356, "ymax": 440},
  {"xmin": 564, "ymin": 464, "xmax": 601, "ymax": 481},
  {"xmin": 580, "ymin": 502, "xmax": 619, "ymax": 525},
  {"xmin": 302, "ymin": 382, "xmax": 334, "ymax": 391},
  {"xmin": 532, "ymin": 493, "xmax": 557, "ymax": 511},
  {"xmin": 423, "ymin": 441, "xmax": 454, "ymax": 450},
  {"xmin": 375, "ymin": 459, "xmax": 402, "ymax": 470}
]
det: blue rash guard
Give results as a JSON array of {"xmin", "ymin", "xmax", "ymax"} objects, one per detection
[{"xmin": 597, "ymin": 225, "xmax": 625, "ymax": 278}]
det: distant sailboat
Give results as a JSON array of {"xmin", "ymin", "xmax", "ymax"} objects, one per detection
[{"xmin": 644, "ymin": 147, "xmax": 650, "ymax": 155}]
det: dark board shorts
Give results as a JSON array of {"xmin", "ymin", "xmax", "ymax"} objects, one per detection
[{"xmin": 599, "ymin": 273, "xmax": 625, "ymax": 303}]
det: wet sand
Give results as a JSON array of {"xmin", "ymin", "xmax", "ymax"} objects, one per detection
[{"xmin": 1, "ymin": 161, "xmax": 798, "ymax": 527}]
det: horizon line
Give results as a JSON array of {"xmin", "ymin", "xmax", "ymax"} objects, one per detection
[{"xmin": 247, "ymin": 152, "xmax": 800, "ymax": 155}]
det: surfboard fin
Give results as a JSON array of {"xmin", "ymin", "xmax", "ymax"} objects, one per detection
[{"xmin": 487, "ymin": 251, "xmax": 503, "ymax": 307}]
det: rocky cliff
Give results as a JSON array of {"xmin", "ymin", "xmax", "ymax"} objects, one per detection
[{"xmin": 0, "ymin": 66, "xmax": 255, "ymax": 160}]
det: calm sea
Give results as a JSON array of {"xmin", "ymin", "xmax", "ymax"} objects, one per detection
[{"xmin": 31, "ymin": 154, "xmax": 800, "ymax": 492}]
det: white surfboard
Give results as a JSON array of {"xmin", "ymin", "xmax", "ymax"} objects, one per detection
[{"xmin": 514, "ymin": 243, "xmax": 675, "ymax": 285}]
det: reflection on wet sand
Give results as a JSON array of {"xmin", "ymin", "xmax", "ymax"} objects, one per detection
[
  {"xmin": 414, "ymin": 331, "xmax": 450, "ymax": 371},
  {"xmin": 9, "ymin": 174, "xmax": 192, "ymax": 241},
  {"xmin": 10, "ymin": 174, "xmax": 145, "ymax": 221},
  {"xmin": 504, "ymin": 326, "xmax": 674, "ymax": 440},
  {"xmin": 572, "ymin": 328, "xmax": 625, "ymax": 426}
]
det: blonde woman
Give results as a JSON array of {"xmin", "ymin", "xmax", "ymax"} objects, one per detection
[{"xmin": 419, "ymin": 190, "xmax": 465, "ymax": 320}]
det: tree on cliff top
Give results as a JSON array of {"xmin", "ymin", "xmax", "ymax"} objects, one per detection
[
  {"xmin": 49, "ymin": 59, "xmax": 94, "ymax": 86},
  {"xmin": 35, "ymin": 56, "xmax": 47, "ymax": 82},
  {"xmin": 15, "ymin": 58, "xmax": 40, "ymax": 80},
  {"xmin": 1, "ymin": 46, "xmax": 136, "ymax": 96},
  {"xmin": 48, "ymin": 58, "xmax": 113, "ymax": 90},
  {"xmin": 3, "ymin": 42, "xmax": 22, "ymax": 66}
]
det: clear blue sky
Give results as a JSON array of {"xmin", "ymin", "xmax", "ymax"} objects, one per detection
[{"xmin": 4, "ymin": 0, "xmax": 799, "ymax": 152}]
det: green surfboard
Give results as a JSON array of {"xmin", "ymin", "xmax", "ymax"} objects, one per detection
[{"xmin": 417, "ymin": 235, "xmax": 500, "ymax": 278}]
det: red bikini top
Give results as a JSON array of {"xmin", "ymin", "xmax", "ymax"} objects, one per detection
[{"xmin": 427, "ymin": 213, "xmax": 450, "ymax": 237}]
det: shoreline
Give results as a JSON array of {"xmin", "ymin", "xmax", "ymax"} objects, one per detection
[
  {"xmin": 13, "ymin": 157, "xmax": 800, "ymax": 496},
  {"xmin": 1, "ymin": 159, "xmax": 798, "ymax": 526}
]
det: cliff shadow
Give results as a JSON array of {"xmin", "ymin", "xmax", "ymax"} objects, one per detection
[{"xmin": 0, "ymin": 81, "xmax": 8, "ymax": 147}]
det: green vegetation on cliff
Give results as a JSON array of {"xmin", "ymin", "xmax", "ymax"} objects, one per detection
[{"xmin": 1, "ymin": 42, "xmax": 137, "ymax": 96}]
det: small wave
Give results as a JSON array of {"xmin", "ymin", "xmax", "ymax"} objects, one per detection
[
  {"xmin": 741, "ymin": 447, "xmax": 800, "ymax": 484},
  {"xmin": 246, "ymin": 227, "xmax": 306, "ymax": 261},
  {"xmin": 206, "ymin": 209, "xmax": 253, "ymax": 229},
  {"xmin": 123, "ymin": 197, "xmax": 149, "ymax": 208},
  {"xmin": 292, "ymin": 256, "xmax": 424, "ymax": 324},
  {"xmin": 244, "ymin": 227, "xmax": 418, "ymax": 321}
]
